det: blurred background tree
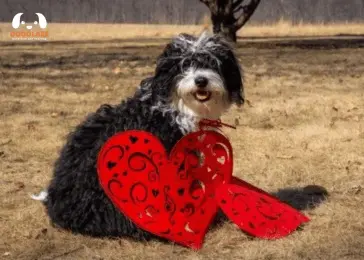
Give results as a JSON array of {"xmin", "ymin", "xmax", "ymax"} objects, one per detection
[
  {"xmin": 200, "ymin": 0, "xmax": 261, "ymax": 42},
  {"xmin": 1, "ymin": 0, "xmax": 363, "ymax": 27}
]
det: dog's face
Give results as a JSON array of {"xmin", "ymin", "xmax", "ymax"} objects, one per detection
[{"xmin": 148, "ymin": 32, "xmax": 244, "ymax": 120}]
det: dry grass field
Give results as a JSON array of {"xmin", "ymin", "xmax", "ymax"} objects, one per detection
[
  {"xmin": 1, "ymin": 20, "xmax": 364, "ymax": 41},
  {"xmin": 1, "ymin": 24, "xmax": 364, "ymax": 260}
]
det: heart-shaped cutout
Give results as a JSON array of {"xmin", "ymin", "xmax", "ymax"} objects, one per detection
[
  {"xmin": 216, "ymin": 181, "xmax": 310, "ymax": 239},
  {"xmin": 97, "ymin": 130, "xmax": 233, "ymax": 249}
]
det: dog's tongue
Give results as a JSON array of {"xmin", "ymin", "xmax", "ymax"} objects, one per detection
[
  {"xmin": 195, "ymin": 90, "xmax": 211, "ymax": 101},
  {"xmin": 197, "ymin": 90, "xmax": 208, "ymax": 96}
]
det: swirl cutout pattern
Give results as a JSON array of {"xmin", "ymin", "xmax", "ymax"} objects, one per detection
[{"xmin": 97, "ymin": 129, "xmax": 235, "ymax": 249}]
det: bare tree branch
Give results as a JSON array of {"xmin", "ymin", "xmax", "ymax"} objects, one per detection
[
  {"xmin": 232, "ymin": 0, "xmax": 244, "ymax": 11},
  {"xmin": 199, "ymin": 0, "xmax": 261, "ymax": 42},
  {"xmin": 233, "ymin": 5, "xmax": 243, "ymax": 14},
  {"xmin": 225, "ymin": 1, "xmax": 234, "ymax": 14},
  {"xmin": 234, "ymin": 0, "xmax": 261, "ymax": 30},
  {"xmin": 199, "ymin": 0, "xmax": 214, "ymax": 8},
  {"xmin": 200, "ymin": 0, "xmax": 219, "ymax": 14}
]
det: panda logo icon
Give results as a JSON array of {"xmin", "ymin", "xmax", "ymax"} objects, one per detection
[{"xmin": 12, "ymin": 13, "xmax": 47, "ymax": 30}]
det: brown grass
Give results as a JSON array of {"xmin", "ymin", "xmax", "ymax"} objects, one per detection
[
  {"xmin": 0, "ymin": 29, "xmax": 364, "ymax": 260},
  {"xmin": 1, "ymin": 20, "xmax": 364, "ymax": 41}
]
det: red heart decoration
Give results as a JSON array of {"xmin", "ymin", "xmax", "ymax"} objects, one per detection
[
  {"xmin": 97, "ymin": 130, "xmax": 233, "ymax": 249},
  {"xmin": 216, "ymin": 181, "xmax": 310, "ymax": 239},
  {"xmin": 230, "ymin": 176, "xmax": 310, "ymax": 223}
]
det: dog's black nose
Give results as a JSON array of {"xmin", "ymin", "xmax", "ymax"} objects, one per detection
[{"xmin": 195, "ymin": 76, "xmax": 208, "ymax": 88}]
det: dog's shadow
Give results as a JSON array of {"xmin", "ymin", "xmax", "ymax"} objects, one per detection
[
  {"xmin": 271, "ymin": 185, "xmax": 329, "ymax": 211},
  {"xmin": 213, "ymin": 184, "xmax": 329, "ymax": 227}
]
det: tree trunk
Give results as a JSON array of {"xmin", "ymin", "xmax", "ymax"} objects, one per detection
[
  {"xmin": 201, "ymin": 0, "xmax": 261, "ymax": 43},
  {"xmin": 220, "ymin": 24, "xmax": 237, "ymax": 42},
  {"xmin": 211, "ymin": 13, "xmax": 237, "ymax": 42},
  {"xmin": 211, "ymin": 14, "xmax": 222, "ymax": 34}
]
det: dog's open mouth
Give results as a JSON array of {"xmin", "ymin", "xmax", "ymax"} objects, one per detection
[{"xmin": 194, "ymin": 90, "xmax": 211, "ymax": 102}]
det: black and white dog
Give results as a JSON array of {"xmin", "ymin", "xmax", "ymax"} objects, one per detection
[{"xmin": 32, "ymin": 32, "xmax": 244, "ymax": 241}]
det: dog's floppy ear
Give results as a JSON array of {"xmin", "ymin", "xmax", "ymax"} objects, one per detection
[
  {"xmin": 212, "ymin": 36, "xmax": 244, "ymax": 106},
  {"xmin": 231, "ymin": 70, "xmax": 245, "ymax": 106},
  {"xmin": 232, "ymin": 86, "xmax": 245, "ymax": 106},
  {"xmin": 220, "ymin": 50, "xmax": 244, "ymax": 106},
  {"xmin": 155, "ymin": 36, "xmax": 185, "ymax": 76},
  {"xmin": 229, "ymin": 77, "xmax": 244, "ymax": 106},
  {"xmin": 230, "ymin": 55, "xmax": 244, "ymax": 106},
  {"xmin": 150, "ymin": 36, "xmax": 189, "ymax": 102}
]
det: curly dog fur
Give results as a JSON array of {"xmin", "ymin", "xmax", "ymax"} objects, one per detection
[{"xmin": 36, "ymin": 32, "xmax": 244, "ymax": 241}]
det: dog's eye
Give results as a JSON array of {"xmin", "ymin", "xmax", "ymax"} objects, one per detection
[
  {"xmin": 181, "ymin": 59, "xmax": 193, "ymax": 70},
  {"xmin": 210, "ymin": 59, "xmax": 219, "ymax": 69}
]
